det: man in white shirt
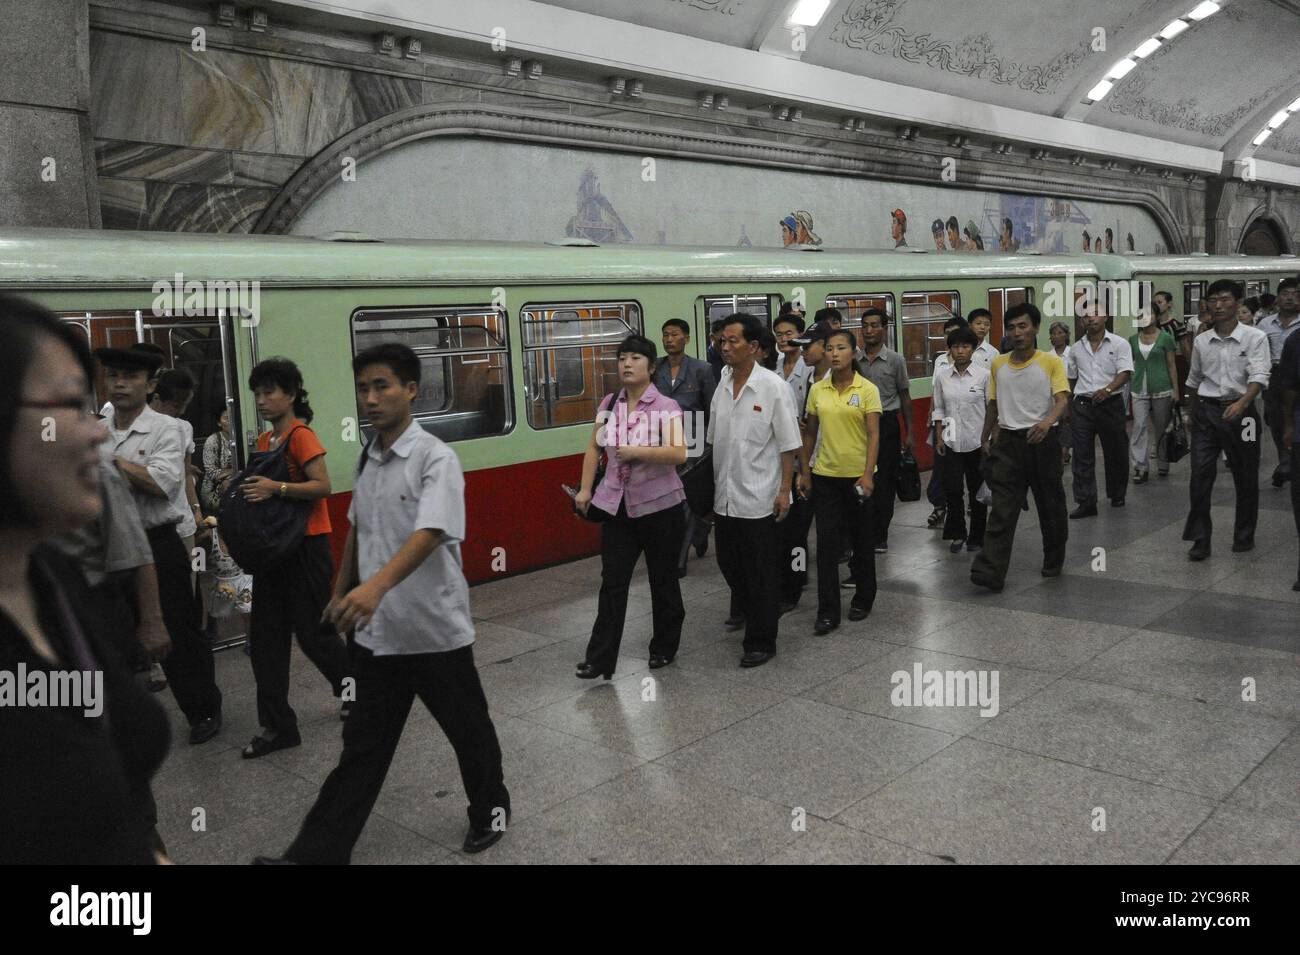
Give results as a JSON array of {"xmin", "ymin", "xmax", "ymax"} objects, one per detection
[
  {"xmin": 968, "ymin": 309, "xmax": 1000, "ymax": 368},
  {"xmin": 1183, "ymin": 279, "xmax": 1272, "ymax": 561},
  {"xmin": 95, "ymin": 343, "xmax": 223, "ymax": 743},
  {"xmin": 708, "ymin": 313, "xmax": 802, "ymax": 668},
  {"xmin": 1256, "ymin": 277, "xmax": 1300, "ymax": 486},
  {"xmin": 927, "ymin": 315, "xmax": 971, "ymax": 527},
  {"xmin": 1065, "ymin": 311, "xmax": 1134, "ymax": 517},
  {"xmin": 931, "ymin": 326, "xmax": 990, "ymax": 552}
]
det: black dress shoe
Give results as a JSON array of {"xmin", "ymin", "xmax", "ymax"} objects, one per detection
[
  {"xmin": 189, "ymin": 714, "xmax": 222, "ymax": 745},
  {"xmin": 740, "ymin": 650, "xmax": 773, "ymax": 668},
  {"xmin": 694, "ymin": 537, "xmax": 709, "ymax": 558},
  {"xmin": 949, "ymin": 538, "xmax": 965, "ymax": 553},
  {"xmin": 676, "ymin": 566, "xmax": 688, "ymax": 579},
  {"xmin": 252, "ymin": 856, "xmax": 298, "ymax": 865},
  {"xmin": 1187, "ymin": 540, "xmax": 1211, "ymax": 561},
  {"xmin": 724, "ymin": 615, "xmax": 745, "ymax": 631},
  {"xmin": 1231, "ymin": 540, "xmax": 1254, "ymax": 553},
  {"xmin": 1133, "ymin": 472, "xmax": 1148, "ymax": 485},
  {"xmin": 970, "ymin": 574, "xmax": 1004, "ymax": 593},
  {"xmin": 242, "ymin": 730, "xmax": 302, "ymax": 759},
  {"xmin": 813, "ymin": 617, "xmax": 838, "ymax": 635},
  {"xmin": 1110, "ymin": 497, "xmax": 1125, "ymax": 508},
  {"xmin": 648, "ymin": 654, "xmax": 674, "ymax": 669},
  {"xmin": 463, "ymin": 811, "xmax": 510, "ymax": 854},
  {"xmin": 778, "ymin": 601, "xmax": 797, "ymax": 616},
  {"xmin": 847, "ymin": 605, "xmax": 870, "ymax": 622},
  {"xmin": 1040, "ymin": 566, "xmax": 1061, "ymax": 578},
  {"xmin": 575, "ymin": 662, "xmax": 613, "ymax": 680},
  {"xmin": 1069, "ymin": 504, "xmax": 1098, "ymax": 519}
]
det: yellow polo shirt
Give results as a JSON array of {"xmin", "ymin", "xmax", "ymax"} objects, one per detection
[{"xmin": 807, "ymin": 372, "xmax": 883, "ymax": 478}]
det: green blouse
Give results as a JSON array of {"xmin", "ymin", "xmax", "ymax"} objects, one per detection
[{"xmin": 1128, "ymin": 330, "xmax": 1177, "ymax": 395}]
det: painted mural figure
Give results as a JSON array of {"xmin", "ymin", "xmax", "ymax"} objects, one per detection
[
  {"xmin": 931, "ymin": 218, "xmax": 946, "ymax": 250},
  {"xmin": 1081, "ymin": 229, "xmax": 1091, "ymax": 252},
  {"xmin": 780, "ymin": 210, "xmax": 822, "ymax": 247},
  {"xmin": 1104, "ymin": 228, "xmax": 1115, "ymax": 253},
  {"xmin": 963, "ymin": 220, "xmax": 983, "ymax": 251},
  {"xmin": 891, "ymin": 209, "xmax": 907, "ymax": 247},
  {"xmin": 946, "ymin": 216, "xmax": 961, "ymax": 251},
  {"xmin": 1094, "ymin": 236, "xmax": 1103, "ymax": 253},
  {"xmin": 999, "ymin": 217, "xmax": 1019, "ymax": 252}
]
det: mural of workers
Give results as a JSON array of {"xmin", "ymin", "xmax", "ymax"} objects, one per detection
[
  {"xmin": 963, "ymin": 220, "xmax": 983, "ymax": 251},
  {"xmin": 1104, "ymin": 228, "xmax": 1115, "ymax": 253},
  {"xmin": 999, "ymin": 217, "xmax": 1019, "ymax": 252},
  {"xmin": 1094, "ymin": 236, "xmax": 1102, "ymax": 253},
  {"xmin": 931, "ymin": 218, "xmax": 946, "ymax": 250},
  {"xmin": 1126, "ymin": 232, "xmax": 1135, "ymax": 252},
  {"xmin": 946, "ymin": 216, "xmax": 961, "ymax": 251},
  {"xmin": 780, "ymin": 210, "xmax": 822, "ymax": 247},
  {"xmin": 891, "ymin": 208, "xmax": 907, "ymax": 247},
  {"xmin": 1082, "ymin": 229, "xmax": 1091, "ymax": 252}
]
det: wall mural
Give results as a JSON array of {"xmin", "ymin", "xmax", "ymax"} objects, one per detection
[
  {"xmin": 289, "ymin": 137, "xmax": 1168, "ymax": 254},
  {"xmin": 828, "ymin": 0, "xmax": 1090, "ymax": 94}
]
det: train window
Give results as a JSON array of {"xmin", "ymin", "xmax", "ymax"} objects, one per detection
[
  {"xmin": 351, "ymin": 305, "xmax": 512, "ymax": 442},
  {"xmin": 824, "ymin": 294, "xmax": 897, "ymax": 351},
  {"xmin": 900, "ymin": 291, "xmax": 960, "ymax": 378},
  {"xmin": 1245, "ymin": 279, "xmax": 1269, "ymax": 298},
  {"xmin": 700, "ymin": 294, "xmax": 777, "ymax": 330},
  {"xmin": 1183, "ymin": 281, "xmax": 1205, "ymax": 321},
  {"xmin": 521, "ymin": 300, "xmax": 642, "ymax": 429},
  {"xmin": 986, "ymin": 287, "xmax": 1032, "ymax": 348}
]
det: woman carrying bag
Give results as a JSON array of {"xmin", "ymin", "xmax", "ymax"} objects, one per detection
[
  {"xmin": 239, "ymin": 358, "xmax": 353, "ymax": 757},
  {"xmin": 574, "ymin": 335, "xmax": 688, "ymax": 678}
]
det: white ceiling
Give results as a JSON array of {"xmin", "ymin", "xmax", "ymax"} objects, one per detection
[{"xmin": 270, "ymin": 0, "xmax": 1300, "ymax": 182}]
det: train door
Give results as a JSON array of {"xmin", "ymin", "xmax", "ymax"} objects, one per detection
[{"xmin": 986, "ymin": 286, "xmax": 1032, "ymax": 349}]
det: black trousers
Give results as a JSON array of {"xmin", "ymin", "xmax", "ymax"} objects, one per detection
[
  {"xmin": 1292, "ymin": 443, "xmax": 1300, "ymax": 577},
  {"xmin": 285, "ymin": 643, "xmax": 509, "ymax": 864},
  {"xmin": 715, "ymin": 514, "xmax": 780, "ymax": 654},
  {"xmin": 927, "ymin": 449, "xmax": 948, "ymax": 507},
  {"xmin": 873, "ymin": 412, "xmax": 902, "ymax": 543},
  {"xmin": 249, "ymin": 534, "xmax": 352, "ymax": 735},
  {"xmin": 1263, "ymin": 372, "xmax": 1291, "ymax": 479},
  {"xmin": 1182, "ymin": 399, "xmax": 1261, "ymax": 548},
  {"xmin": 584, "ymin": 502, "xmax": 685, "ymax": 673},
  {"xmin": 941, "ymin": 448, "xmax": 986, "ymax": 545},
  {"xmin": 812, "ymin": 475, "xmax": 877, "ymax": 623},
  {"xmin": 971, "ymin": 429, "xmax": 1068, "ymax": 586},
  {"xmin": 146, "ymin": 524, "xmax": 221, "ymax": 726},
  {"xmin": 779, "ymin": 493, "xmax": 814, "ymax": 604},
  {"xmin": 1070, "ymin": 394, "xmax": 1129, "ymax": 505},
  {"xmin": 675, "ymin": 507, "xmax": 712, "ymax": 573}
]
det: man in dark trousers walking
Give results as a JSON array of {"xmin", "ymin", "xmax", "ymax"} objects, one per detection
[{"xmin": 261, "ymin": 343, "xmax": 509, "ymax": 862}]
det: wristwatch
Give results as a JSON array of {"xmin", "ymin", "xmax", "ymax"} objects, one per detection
[{"xmin": 278, "ymin": 483, "xmax": 288, "ymax": 498}]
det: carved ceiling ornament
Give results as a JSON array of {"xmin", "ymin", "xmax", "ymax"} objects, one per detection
[
  {"xmin": 828, "ymin": 0, "xmax": 1090, "ymax": 94},
  {"xmin": 664, "ymin": 0, "xmax": 745, "ymax": 14}
]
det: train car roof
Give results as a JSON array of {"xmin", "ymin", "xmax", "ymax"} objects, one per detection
[
  {"xmin": 1, "ymin": 229, "xmax": 1292, "ymax": 288},
  {"xmin": 1, "ymin": 227, "xmax": 1123, "ymax": 287}
]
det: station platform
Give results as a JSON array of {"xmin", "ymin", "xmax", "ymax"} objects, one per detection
[{"xmin": 152, "ymin": 459, "xmax": 1299, "ymax": 865}]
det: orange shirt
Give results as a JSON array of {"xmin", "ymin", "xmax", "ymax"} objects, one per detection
[{"xmin": 256, "ymin": 420, "xmax": 331, "ymax": 537}]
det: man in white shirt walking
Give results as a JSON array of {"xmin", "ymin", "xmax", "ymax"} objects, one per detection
[
  {"xmin": 931, "ymin": 326, "xmax": 990, "ymax": 552},
  {"xmin": 1183, "ymin": 279, "xmax": 1272, "ymax": 561},
  {"xmin": 1256, "ymin": 277, "xmax": 1300, "ymax": 487},
  {"xmin": 1066, "ymin": 310, "xmax": 1134, "ymax": 517},
  {"xmin": 708, "ymin": 313, "xmax": 802, "ymax": 668}
]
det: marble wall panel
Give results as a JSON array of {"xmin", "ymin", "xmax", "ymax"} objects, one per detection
[
  {"xmin": 90, "ymin": 30, "xmax": 187, "ymax": 146},
  {"xmin": 143, "ymin": 182, "xmax": 273, "ymax": 233},
  {"xmin": 0, "ymin": 0, "xmax": 89, "ymax": 111},
  {"xmin": 95, "ymin": 138, "xmax": 304, "ymax": 188},
  {"xmin": 98, "ymin": 177, "xmax": 148, "ymax": 231},
  {"xmin": 0, "ymin": 105, "xmax": 96, "ymax": 228}
]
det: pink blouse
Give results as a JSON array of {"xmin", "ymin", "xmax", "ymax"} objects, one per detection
[{"xmin": 591, "ymin": 384, "xmax": 686, "ymax": 518}]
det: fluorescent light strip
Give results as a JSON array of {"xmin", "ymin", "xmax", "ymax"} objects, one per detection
[
  {"xmin": 1267, "ymin": 110, "xmax": 1291, "ymax": 129},
  {"xmin": 1159, "ymin": 18, "xmax": 1189, "ymax": 38},
  {"xmin": 1087, "ymin": 79, "xmax": 1114, "ymax": 102},
  {"xmin": 1107, "ymin": 58, "xmax": 1137, "ymax": 80},
  {"xmin": 1187, "ymin": 1, "xmax": 1220, "ymax": 21},
  {"xmin": 1253, "ymin": 129, "xmax": 1273, "ymax": 146},
  {"xmin": 788, "ymin": 0, "xmax": 831, "ymax": 27},
  {"xmin": 1288, "ymin": 96, "xmax": 1300, "ymax": 112},
  {"xmin": 1133, "ymin": 37, "xmax": 1161, "ymax": 58}
]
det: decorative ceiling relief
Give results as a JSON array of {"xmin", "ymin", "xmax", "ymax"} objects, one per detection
[
  {"xmin": 1103, "ymin": 42, "xmax": 1279, "ymax": 137},
  {"xmin": 664, "ymin": 0, "xmax": 745, "ymax": 13},
  {"xmin": 827, "ymin": 0, "xmax": 1089, "ymax": 93}
]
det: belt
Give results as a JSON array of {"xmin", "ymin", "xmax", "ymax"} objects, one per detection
[
  {"xmin": 1073, "ymin": 392, "xmax": 1120, "ymax": 404},
  {"xmin": 1196, "ymin": 395, "xmax": 1241, "ymax": 407}
]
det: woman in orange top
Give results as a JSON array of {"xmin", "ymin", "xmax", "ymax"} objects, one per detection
[{"xmin": 239, "ymin": 358, "xmax": 352, "ymax": 757}]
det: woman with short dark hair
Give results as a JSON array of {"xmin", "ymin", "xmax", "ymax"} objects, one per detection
[
  {"xmin": 574, "ymin": 335, "xmax": 688, "ymax": 677},
  {"xmin": 0, "ymin": 293, "xmax": 170, "ymax": 863}
]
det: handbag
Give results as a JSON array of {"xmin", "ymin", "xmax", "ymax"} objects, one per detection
[
  {"xmin": 677, "ymin": 444, "xmax": 714, "ymax": 517},
  {"xmin": 568, "ymin": 392, "xmax": 620, "ymax": 523},
  {"xmin": 896, "ymin": 448, "xmax": 922, "ymax": 502},
  {"xmin": 217, "ymin": 424, "xmax": 310, "ymax": 573},
  {"xmin": 1162, "ymin": 406, "xmax": 1190, "ymax": 464}
]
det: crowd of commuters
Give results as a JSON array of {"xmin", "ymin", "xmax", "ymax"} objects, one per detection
[{"xmin": 2, "ymin": 272, "xmax": 1297, "ymax": 863}]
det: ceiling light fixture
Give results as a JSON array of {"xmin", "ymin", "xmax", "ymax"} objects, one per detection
[
  {"xmin": 1159, "ymin": 19, "xmax": 1189, "ymax": 39},
  {"xmin": 1187, "ymin": 1, "xmax": 1220, "ymax": 21},
  {"xmin": 1086, "ymin": 79, "xmax": 1114, "ymax": 102},
  {"xmin": 1133, "ymin": 37, "xmax": 1161, "ymax": 59},
  {"xmin": 1106, "ymin": 58, "xmax": 1137, "ymax": 80},
  {"xmin": 1253, "ymin": 129, "xmax": 1274, "ymax": 146},
  {"xmin": 788, "ymin": 0, "xmax": 832, "ymax": 27},
  {"xmin": 1267, "ymin": 110, "xmax": 1290, "ymax": 129}
]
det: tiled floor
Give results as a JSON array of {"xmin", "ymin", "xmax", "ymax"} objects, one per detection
[{"xmin": 158, "ymin": 453, "xmax": 1299, "ymax": 864}]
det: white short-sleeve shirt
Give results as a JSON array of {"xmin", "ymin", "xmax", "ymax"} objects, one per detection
[
  {"xmin": 1067, "ymin": 331, "xmax": 1135, "ymax": 396},
  {"xmin": 348, "ymin": 420, "xmax": 475, "ymax": 656},
  {"xmin": 708, "ymin": 363, "xmax": 803, "ymax": 519}
]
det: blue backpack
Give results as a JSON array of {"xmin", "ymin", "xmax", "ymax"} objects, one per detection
[{"xmin": 217, "ymin": 424, "xmax": 310, "ymax": 573}]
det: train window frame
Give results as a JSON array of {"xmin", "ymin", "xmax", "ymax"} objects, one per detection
[
  {"xmin": 350, "ymin": 303, "xmax": 515, "ymax": 443},
  {"xmin": 520, "ymin": 299, "xmax": 643, "ymax": 431},
  {"xmin": 699, "ymin": 293, "xmax": 778, "ymax": 332},
  {"xmin": 1245, "ymin": 278, "xmax": 1270, "ymax": 299},
  {"xmin": 1183, "ymin": 281, "xmax": 1206, "ymax": 322},
  {"xmin": 900, "ymin": 289, "xmax": 962, "ymax": 379},
  {"xmin": 823, "ymin": 293, "xmax": 897, "ymax": 351},
  {"xmin": 986, "ymin": 287, "xmax": 1033, "ymax": 347}
]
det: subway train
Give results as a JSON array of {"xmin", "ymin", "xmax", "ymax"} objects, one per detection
[{"xmin": 2, "ymin": 227, "xmax": 1295, "ymax": 582}]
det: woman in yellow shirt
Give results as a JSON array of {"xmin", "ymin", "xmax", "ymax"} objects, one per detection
[{"xmin": 796, "ymin": 329, "xmax": 882, "ymax": 634}]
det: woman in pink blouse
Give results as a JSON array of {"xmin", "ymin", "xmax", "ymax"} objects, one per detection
[{"xmin": 574, "ymin": 335, "xmax": 688, "ymax": 678}]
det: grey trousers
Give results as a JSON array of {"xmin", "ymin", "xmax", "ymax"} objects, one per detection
[{"xmin": 1129, "ymin": 393, "xmax": 1173, "ymax": 473}]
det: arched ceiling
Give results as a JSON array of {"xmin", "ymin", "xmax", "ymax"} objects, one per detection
[{"xmin": 264, "ymin": 0, "xmax": 1300, "ymax": 183}]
